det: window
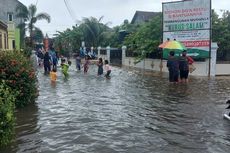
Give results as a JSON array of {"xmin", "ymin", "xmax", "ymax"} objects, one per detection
[
  {"xmin": 4, "ymin": 33, "xmax": 7, "ymax": 49},
  {"xmin": 0, "ymin": 33, "xmax": 2, "ymax": 49},
  {"xmin": 8, "ymin": 13, "xmax": 13, "ymax": 22},
  {"xmin": 12, "ymin": 40, "xmax": 16, "ymax": 49}
]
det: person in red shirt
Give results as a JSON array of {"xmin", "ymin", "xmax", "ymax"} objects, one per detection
[
  {"xmin": 179, "ymin": 50, "xmax": 194, "ymax": 83},
  {"xmin": 187, "ymin": 54, "xmax": 195, "ymax": 74}
]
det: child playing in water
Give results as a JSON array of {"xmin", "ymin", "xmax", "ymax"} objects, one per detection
[
  {"xmin": 104, "ymin": 60, "xmax": 111, "ymax": 79},
  {"xmin": 50, "ymin": 68, "xmax": 57, "ymax": 83},
  {"xmin": 83, "ymin": 55, "xmax": 90, "ymax": 74},
  {"xmin": 97, "ymin": 58, "xmax": 103, "ymax": 76},
  {"xmin": 75, "ymin": 53, "xmax": 81, "ymax": 71},
  {"xmin": 68, "ymin": 60, "xmax": 72, "ymax": 66},
  {"xmin": 61, "ymin": 58, "xmax": 69, "ymax": 78}
]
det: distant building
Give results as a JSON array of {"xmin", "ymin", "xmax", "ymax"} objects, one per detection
[
  {"xmin": 0, "ymin": 20, "xmax": 8, "ymax": 50},
  {"xmin": 131, "ymin": 11, "xmax": 161, "ymax": 25},
  {"xmin": 117, "ymin": 11, "xmax": 160, "ymax": 43},
  {"xmin": 0, "ymin": 0, "xmax": 25, "ymax": 50},
  {"xmin": 0, "ymin": 0, "xmax": 25, "ymax": 26}
]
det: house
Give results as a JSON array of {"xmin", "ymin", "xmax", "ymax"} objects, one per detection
[
  {"xmin": 118, "ymin": 11, "xmax": 160, "ymax": 42},
  {"xmin": 131, "ymin": 11, "xmax": 161, "ymax": 24},
  {"xmin": 0, "ymin": 20, "xmax": 8, "ymax": 50},
  {"xmin": 0, "ymin": 0, "xmax": 25, "ymax": 50}
]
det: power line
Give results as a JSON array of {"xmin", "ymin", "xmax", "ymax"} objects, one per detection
[
  {"xmin": 64, "ymin": 0, "xmax": 77, "ymax": 21},
  {"xmin": 35, "ymin": 0, "xmax": 38, "ymax": 6},
  {"xmin": 63, "ymin": 0, "xmax": 81, "ymax": 24},
  {"xmin": 36, "ymin": 24, "xmax": 74, "ymax": 27}
]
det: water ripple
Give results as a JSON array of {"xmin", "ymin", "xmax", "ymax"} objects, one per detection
[{"xmin": 1, "ymin": 66, "xmax": 230, "ymax": 153}]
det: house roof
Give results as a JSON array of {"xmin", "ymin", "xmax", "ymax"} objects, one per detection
[
  {"xmin": 0, "ymin": 0, "xmax": 26, "ymax": 26},
  {"xmin": 17, "ymin": 0, "xmax": 26, "ymax": 7},
  {"xmin": 0, "ymin": 20, "xmax": 7, "ymax": 31},
  {"xmin": 131, "ymin": 11, "xmax": 161, "ymax": 24}
]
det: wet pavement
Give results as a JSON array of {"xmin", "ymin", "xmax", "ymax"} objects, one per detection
[{"xmin": 1, "ymin": 65, "xmax": 230, "ymax": 153}]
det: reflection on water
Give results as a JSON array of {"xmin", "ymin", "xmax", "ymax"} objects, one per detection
[
  {"xmin": 1, "ymin": 65, "xmax": 230, "ymax": 153},
  {"xmin": 0, "ymin": 103, "xmax": 40, "ymax": 153}
]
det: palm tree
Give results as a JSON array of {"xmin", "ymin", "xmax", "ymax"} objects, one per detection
[
  {"xmin": 53, "ymin": 17, "xmax": 112, "ymax": 56},
  {"xmin": 33, "ymin": 28, "xmax": 44, "ymax": 44},
  {"xmin": 79, "ymin": 16, "xmax": 110, "ymax": 47},
  {"xmin": 16, "ymin": 4, "xmax": 51, "ymax": 47}
]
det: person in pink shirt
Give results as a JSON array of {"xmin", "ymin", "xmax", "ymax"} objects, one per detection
[
  {"xmin": 104, "ymin": 60, "xmax": 111, "ymax": 79},
  {"xmin": 83, "ymin": 55, "xmax": 90, "ymax": 74}
]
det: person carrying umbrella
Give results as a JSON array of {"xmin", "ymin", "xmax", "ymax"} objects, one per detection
[
  {"xmin": 159, "ymin": 40, "xmax": 184, "ymax": 83},
  {"xmin": 167, "ymin": 51, "xmax": 179, "ymax": 83}
]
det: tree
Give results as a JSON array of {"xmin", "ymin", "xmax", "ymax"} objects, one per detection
[
  {"xmin": 79, "ymin": 16, "xmax": 111, "ymax": 47},
  {"xmin": 103, "ymin": 26, "xmax": 120, "ymax": 47},
  {"xmin": 33, "ymin": 28, "xmax": 44, "ymax": 44},
  {"xmin": 16, "ymin": 4, "xmax": 51, "ymax": 47},
  {"xmin": 53, "ymin": 26, "xmax": 83, "ymax": 56},
  {"xmin": 53, "ymin": 16, "xmax": 114, "ymax": 56},
  {"xmin": 120, "ymin": 19, "xmax": 137, "ymax": 33},
  {"xmin": 124, "ymin": 13, "xmax": 162, "ymax": 62},
  {"xmin": 212, "ymin": 10, "xmax": 230, "ymax": 61}
]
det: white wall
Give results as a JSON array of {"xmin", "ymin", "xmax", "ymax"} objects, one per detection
[
  {"xmin": 216, "ymin": 64, "xmax": 230, "ymax": 75},
  {"xmin": 100, "ymin": 43, "xmax": 230, "ymax": 76},
  {"xmin": 123, "ymin": 57, "xmax": 210, "ymax": 76},
  {"xmin": 98, "ymin": 55, "xmax": 107, "ymax": 61}
]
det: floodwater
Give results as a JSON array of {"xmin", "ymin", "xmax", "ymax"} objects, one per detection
[{"xmin": 1, "ymin": 65, "xmax": 230, "ymax": 153}]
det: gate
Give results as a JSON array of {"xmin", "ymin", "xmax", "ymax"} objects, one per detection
[{"xmin": 110, "ymin": 48, "xmax": 122, "ymax": 66}]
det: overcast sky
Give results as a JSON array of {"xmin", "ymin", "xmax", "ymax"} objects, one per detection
[{"xmin": 18, "ymin": 0, "xmax": 230, "ymax": 37}]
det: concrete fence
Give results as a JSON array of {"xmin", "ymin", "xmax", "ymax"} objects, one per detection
[
  {"xmin": 123, "ymin": 57, "xmax": 210, "ymax": 76},
  {"xmin": 96, "ymin": 44, "xmax": 230, "ymax": 76},
  {"xmin": 97, "ymin": 46, "xmax": 108, "ymax": 61}
]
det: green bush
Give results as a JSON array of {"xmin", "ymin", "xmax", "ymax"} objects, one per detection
[
  {"xmin": 0, "ymin": 51, "xmax": 38, "ymax": 108},
  {"xmin": 0, "ymin": 81, "xmax": 16, "ymax": 146},
  {"xmin": 21, "ymin": 46, "xmax": 33, "ymax": 58}
]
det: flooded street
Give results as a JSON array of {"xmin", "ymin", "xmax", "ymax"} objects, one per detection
[{"xmin": 1, "ymin": 65, "xmax": 230, "ymax": 153}]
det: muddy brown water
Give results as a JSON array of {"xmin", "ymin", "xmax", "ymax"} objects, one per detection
[{"xmin": 1, "ymin": 65, "xmax": 230, "ymax": 153}]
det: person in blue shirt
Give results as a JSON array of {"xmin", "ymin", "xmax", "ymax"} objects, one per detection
[
  {"xmin": 97, "ymin": 58, "xmax": 103, "ymax": 76},
  {"xmin": 75, "ymin": 52, "xmax": 81, "ymax": 71},
  {"xmin": 49, "ymin": 47, "xmax": 58, "ymax": 70},
  {"xmin": 80, "ymin": 47, "xmax": 85, "ymax": 58}
]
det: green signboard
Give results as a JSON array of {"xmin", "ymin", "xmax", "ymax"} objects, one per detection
[{"xmin": 163, "ymin": 48, "xmax": 209, "ymax": 59}]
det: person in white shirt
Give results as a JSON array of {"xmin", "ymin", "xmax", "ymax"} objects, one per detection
[{"xmin": 104, "ymin": 60, "xmax": 111, "ymax": 79}]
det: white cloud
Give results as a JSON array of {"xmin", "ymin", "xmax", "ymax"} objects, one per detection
[{"xmin": 18, "ymin": 0, "xmax": 230, "ymax": 37}]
